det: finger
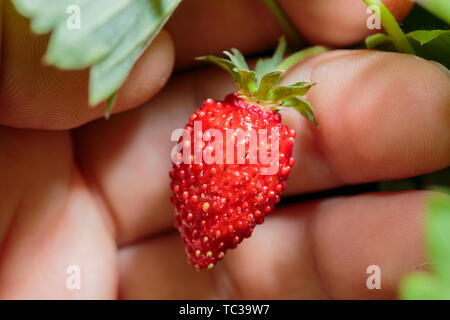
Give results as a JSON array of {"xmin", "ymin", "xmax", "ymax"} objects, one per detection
[
  {"xmin": 281, "ymin": 50, "xmax": 450, "ymax": 194},
  {"xmin": 118, "ymin": 190, "xmax": 428, "ymax": 299},
  {"xmin": 0, "ymin": 0, "xmax": 175, "ymax": 129},
  {"xmin": 74, "ymin": 50, "xmax": 450, "ymax": 244},
  {"xmin": 217, "ymin": 190, "xmax": 427, "ymax": 299},
  {"xmin": 166, "ymin": 0, "xmax": 413, "ymax": 68},
  {"xmin": 280, "ymin": 0, "xmax": 413, "ymax": 46},
  {"xmin": 0, "ymin": 127, "xmax": 116, "ymax": 299},
  {"xmin": 118, "ymin": 233, "xmax": 217, "ymax": 299},
  {"xmin": 1, "ymin": 0, "xmax": 411, "ymax": 129},
  {"xmin": 74, "ymin": 68, "xmax": 236, "ymax": 245}
]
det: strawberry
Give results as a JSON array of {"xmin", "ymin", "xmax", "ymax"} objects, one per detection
[{"xmin": 170, "ymin": 38, "xmax": 319, "ymax": 270}]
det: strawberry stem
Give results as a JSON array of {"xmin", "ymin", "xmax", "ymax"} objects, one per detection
[
  {"xmin": 262, "ymin": 0, "xmax": 305, "ymax": 48},
  {"xmin": 197, "ymin": 38, "xmax": 326, "ymax": 127},
  {"xmin": 363, "ymin": 0, "xmax": 416, "ymax": 55}
]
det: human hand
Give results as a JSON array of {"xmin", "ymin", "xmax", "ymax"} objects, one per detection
[{"xmin": 0, "ymin": 0, "xmax": 449, "ymax": 299}]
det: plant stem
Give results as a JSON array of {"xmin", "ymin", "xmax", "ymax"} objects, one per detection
[
  {"xmin": 278, "ymin": 46, "xmax": 328, "ymax": 71},
  {"xmin": 262, "ymin": 0, "xmax": 305, "ymax": 48},
  {"xmin": 363, "ymin": 0, "xmax": 415, "ymax": 54}
]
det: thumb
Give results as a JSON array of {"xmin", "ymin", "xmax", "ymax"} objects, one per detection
[{"xmin": 0, "ymin": 0, "xmax": 175, "ymax": 130}]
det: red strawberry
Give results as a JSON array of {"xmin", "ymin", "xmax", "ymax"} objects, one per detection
[{"xmin": 170, "ymin": 38, "xmax": 320, "ymax": 270}]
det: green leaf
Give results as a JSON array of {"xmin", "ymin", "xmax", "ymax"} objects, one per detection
[
  {"xmin": 197, "ymin": 38, "xmax": 324, "ymax": 125},
  {"xmin": 105, "ymin": 91, "xmax": 118, "ymax": 119},
  {"xmin": 255, "ymin": 71, "xmax": 282, "ymax": 100},
  {"xmin": 45, "ymin": 0, "xmax": 143, "ymax": 69},
  {"xmin": 236, "ymin": 70, "xmax": 257, "ymax": 95},
  {"xmin": 427, "ymin": 192, "xmax": 450, "ymax": 282},
  {"xmin": 408, "ymin": 31, "xmax": 450, "ymax": 69},
  {"xmin": 366, "ymin": 30, "xmax": 450, "ymax": 69},
  {"xmin": 401, "ymin": 272, "xmax": 450, "ymax": 300},
  {"xmin": 11, "ymin": 0, "xmax": 46, "ymax": 17},
  {"xmin": 400, "ymin": 190, "xmax": 450, "ymax": 300},
  {"xmin": 13, "ymin": 0, "xmax": 90, "ymax": 34},
  {"xmin": 291, "ymin": 81, "xmax": 312, "ymax": 87},
  {"xmin": 224, "ymin": 49, "xmax": 249, "ymax": 71},
  {"xmin": 12, "ymin": 0, "xmax": 182, "ymax": 112},
  {"xmin": 254, "ymin": 37, "xmax": 286, "ymax": 84},
  {"xmin": 271, "ymin": 36, "xmax": 287, "ymax": 66},
  {"xmin": 408, "ymin": 29, "xmax": 449, "ymax": 44},
  {"xmin": 195, "ymin": 55, "xmax": 242, "ymax": 86},
  {"xmin": 280, "ymin": 96, "xmax": 317, "ymax": 126},
  {"xmin": 89, "ymin": 0, "xmax": 181, "ymax": 105},
  {"xmin": 268, "ymin": 82, "xmax": 315, "ymax": 101}
]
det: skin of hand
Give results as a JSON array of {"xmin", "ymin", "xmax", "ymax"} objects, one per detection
[{"xmin": 0, "ymin": 0, "xmax": 449, "ymax": 299}]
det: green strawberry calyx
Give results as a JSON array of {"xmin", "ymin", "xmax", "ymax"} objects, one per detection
[{"xmin": 196, "ymin": 37, "xmax": 328, "ymax": 127}]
